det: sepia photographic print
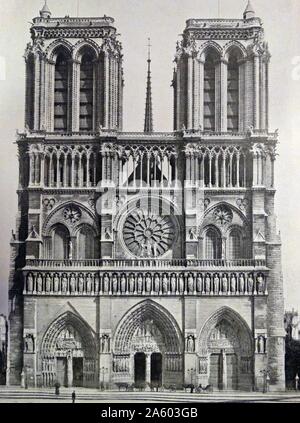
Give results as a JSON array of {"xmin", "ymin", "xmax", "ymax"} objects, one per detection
[{"xmin": 0, "ymin": 0, "xmax": 300, "ymax": 411}]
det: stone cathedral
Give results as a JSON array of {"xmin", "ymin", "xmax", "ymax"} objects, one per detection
[{"xmin": 7, "ymin": 1, "xmax": 285, "ymax": 391}]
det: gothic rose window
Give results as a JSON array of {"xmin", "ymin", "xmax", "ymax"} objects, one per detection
[{"xmin": 123, "ymin": 209, "xmax": 175, "ymax": 258}]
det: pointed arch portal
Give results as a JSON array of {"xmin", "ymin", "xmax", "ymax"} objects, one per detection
[
  {"xmin": 41, "ymin": 311, "xmax": 97, "ymax": 388},
  {"xmin": 198, "ymin": 307, "xmax": 253, "ymax": 391},
  {"xmin": 113, "ymin": 300, "xmax": 183, "ymax": 387}
]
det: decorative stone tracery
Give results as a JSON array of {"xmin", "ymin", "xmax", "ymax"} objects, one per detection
[{"xmin": 123, "ymin": 209, "xmax": 175, "ymax": 258}]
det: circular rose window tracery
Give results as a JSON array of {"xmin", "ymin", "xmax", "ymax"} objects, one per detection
[{"xmin": 123, "ymin": 209, "xmax": 175, "ymax": 258}]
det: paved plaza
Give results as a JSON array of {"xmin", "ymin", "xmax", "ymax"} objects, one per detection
[{"xmin": 0, "ymin": 387, "xmax": 300, "ymax": 403}]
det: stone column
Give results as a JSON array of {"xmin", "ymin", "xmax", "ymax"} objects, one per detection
[
  {"xmin": 40, "ymin": 57, "xmax": 46, "ymax": 131},
  {"xmin": 46, "ymin": 60, "xmax": 55, "ymax": 132},
  {"xmin": 33, "ymin": 53, "xmax": 41, "ymax": 131},
  {"xmin": 176, "ymin": 58, "xmax": 181, "ymax": 130},
  {"xmin": 220, "ymin": 58, "xmax": 228, "ymax": 132},
  {"xmin": 29, "ymin": 153, "xmax": 34, "ymax": 186},
  {"xmin": 187, "ymin": 55, "xmax": 193, "ymax": 130},
  {"xmin": 238, "ymin": 59, "xmax": 246, "ymax": 132},
  {"xmin": 71, "ymin": 59, "xmax": 80, "ymax": 132},
  {"xmin": 104, "ymin": 52, "xmax": 110, "ymax": 128},
  {"xmin": 40, "ymin": 154, "xmax": 45, "ymax": 187},
  {"xmin": 253, "ymin": 54, "xmax": 260, "ymax": 129},
  {"xmin": 198, "ymin": 59, "xmax": 205, "ymax": 130}
]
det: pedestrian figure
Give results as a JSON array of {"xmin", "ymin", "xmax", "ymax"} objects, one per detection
[{"xmin": 72, "ymin": 390, "xmax": 76, "ymax": 403}]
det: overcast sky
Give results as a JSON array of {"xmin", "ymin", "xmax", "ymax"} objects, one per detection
[{"xmin": 0, "ymin": 0, "xmax": 299, "ymax": 316}]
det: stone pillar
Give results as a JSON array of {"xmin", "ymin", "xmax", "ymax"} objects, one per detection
[
  {"xmin": 33, "ymin": 53, "xmax": 41, "ymax": 131},
  {"xmin": 71, "ymin": 59, "xmax": 80, "ymax": 132},
  {"xmin": 253, "ymin": 54, "xmax": 260, "ymax": 129},
  {"xmin": 104, "ymin": 52, "xmax": 110, "ymax": 128},
  {"xmin": 198, "ymin": 59, "xmax": 204, "ymax": 130},
  {"xmin": 220, "ymin": 58, "xmax": 228, "ymax": 132},
  {"xmin": 40, "ymin": 57, "xmax": 46, "ymax": 131},
  {"xmin": 238, "ymin": 59, "xmax": 246, "ymax": 132},
  {"xmin": 187, "ymin": 55, "xmax": 193, "ymax": 129},
  {"xmin": 46, "ymin": 60, "xmax": 55, "ymax": 132}
]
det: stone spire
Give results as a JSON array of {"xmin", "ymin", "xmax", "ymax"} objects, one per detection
[
  {"xmin": 243, "ymin": 1, "xmax": 255, "ymax": 20},
  {"xmin": 40, "ymin": 1, "xmax": 51, "ymax": 19},
  {"xmin": 144, "ymin": 38, "xmax": 153, "ymax": 133}
]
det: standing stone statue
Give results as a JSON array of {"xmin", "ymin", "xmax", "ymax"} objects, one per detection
[
  {"xmin": 188, "ymin": 274, "xmax": 194, "ymax": 293},
  {"xmin": 45, "ymin": 274, "xmax": 52, "ymax": 293},
  {"xmin": 94, "ymin": 274, "xmax": 100, "ymax": 293},
  {"xmin": 112, "ymin": 275, "xmax": 118, "ymax": 294},
  {"xmin": 27, "ymin": 274, "xmax": 33, "ymax": 293},
  {"xmin": 178, "ymin": 274, "xmax": 184, "ymax": 293},
  {"xmin": 154, "ymin": 274, "xmax": 160, "ymax": 293},
  {"xmin": 170, "ymin": 274, "xmax": 176, "ymax": 293},
  {"xmin": 196, "ymin": 274, "xmax": 202, "ymax": 293},
  {"xmin": 230, "ymin": 274, "xmax": 236, "ymax": 294},
  {"xmin": 257, "ymin": 274, "xmax": 265, "ymax": 294},
  {"xmin": 120, "ymin": 275, "xmax": 126, "ymax": 293},
  {"xmin": 53, "ymin": 274, "xmax": 59, "ymax": 292},
  {"xmin": 213, "ymin": 274, "xmax": 219, "ymax": 294},
  {"xmin": 222, "ymin": 274, "xmax": 228, "ymax": 294},
  {"xmin": 187, "ymin": 335, "xmax": 195, "ymax": 352},
  {"xmin": 37, "ymin": 274, "xmax": 43, "ymax": 293},
  {"xmin": 86, "ymin": 274, "xmax": 92, "ymax": 293},
  {"xmin": 61, "ymin": 274, "xmax": 68, "ymax": 293},
  {"xmin": 137, "ymin": 274, "xmax": 143, "ymax": 294},
  {"xmin": 103, "ymin": 274, "xmax": 109, "ymax": 293},
  {"xmin": 205, "ymin": 274, "xmax": 211, "ymax": 294},
  {"xmin": 248, "ymin": 274, "xmax": 254, "ymax": 294},
  {"xmin": 239, "ymin": 273, "xmax": 245, "ymax": 294},
  {"xmin": 145, "ymin": 274, "xmax": 152, "ymax": 293},
  {"xmin": 78, "ymin": 274, "xmax": 84, "ymax": 294},
  {"xmin": 129, "ymin": 274, "xmax": 135, "ymax": 293},
  {"xmin": 70, "ymin": 274, "xmax": 76, "ymax": 293},
  {"xmin": 162, "ymin": 274, "xmax": 168, "ymax": 293}
]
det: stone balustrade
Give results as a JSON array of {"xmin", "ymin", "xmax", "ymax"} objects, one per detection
[
  {"xmin": 25, "ymin": 258, "xmax": 266, "ymax": 270},
  {"xmin": 23, "ymin": 270, "xmax": 267, "ymax": 296}
]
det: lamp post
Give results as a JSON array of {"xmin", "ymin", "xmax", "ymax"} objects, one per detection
[{"xmin": 100, "ymin": 367, "xmax": 108, "ymax": 391}]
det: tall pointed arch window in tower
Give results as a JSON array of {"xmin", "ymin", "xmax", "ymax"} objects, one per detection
[
  {"xmin": 227, "ymin": 53, "xmax": 239, "ymax": 132},
  {"xmin": 228, "ymin": 229, "xmax": 242, "ymax": 259},
  {"xmin": 54, "ymin": 53, "xmax": 70, "ymax": 132},
  {"xmin": 205, "ymin": 227, "xmax": 222, "ymax": 259},
  {"xmin": 204, "ymin": 54, "xmax": 216, "ymax": 131},
  {"xmin": 80, "ymin": 52, "xmax": 94, "ymax": 131}
]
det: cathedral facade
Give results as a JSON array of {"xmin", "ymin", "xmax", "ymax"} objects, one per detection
[{"xmin": 7, "ymin": 1, "xmax": 286, "ymax": 391}]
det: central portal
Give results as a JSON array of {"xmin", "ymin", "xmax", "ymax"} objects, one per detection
[{"xmin": 134, "ymin": 352, "xmax": 146, "ymax": 385}]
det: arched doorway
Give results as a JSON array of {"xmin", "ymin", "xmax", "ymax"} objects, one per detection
[
  {"xmin": 198, "ymin": 307, "xmax": 253, "ymax": 391},
  {"xmin": 113, "ymin": 300, "xmax": 183, "ymax": 388},
  {"xmin": 134, "ymin": 352, "xmax": 146, "ymax": 385},
  {"xmin": 40, "ymin": 311, "xmax": 97, "ymax": 388}
]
